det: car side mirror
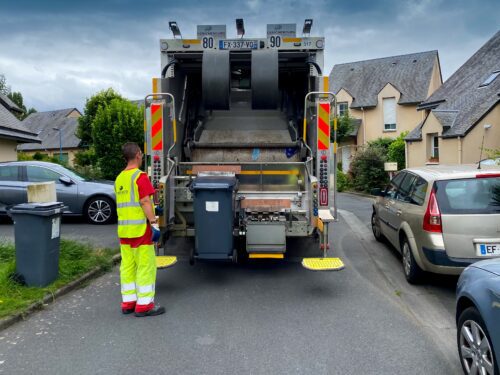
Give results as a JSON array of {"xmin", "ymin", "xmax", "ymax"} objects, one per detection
[
  {"xmin": 59, "ymin": 176, "xmax": 73, "ymax": 185},
  {"xmin": 371, "ymin": 188, "xmax": 385, "ymax": 197}
]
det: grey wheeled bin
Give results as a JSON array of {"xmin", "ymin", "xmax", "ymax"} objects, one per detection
[
  {"xmin": 8, "ymin": 202, "xmax": 65, "ymax": 287},
  {"xmin": 190, "ymin": 175, "xmax": 237, "ymax": 262}
]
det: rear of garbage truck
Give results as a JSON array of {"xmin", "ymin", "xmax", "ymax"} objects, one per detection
[{"xmin": 144, "ymin": 21, "xmax": 341, "ymax": 269}]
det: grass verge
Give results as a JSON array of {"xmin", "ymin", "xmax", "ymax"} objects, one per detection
[{"xmin": 0, "ymin": 239, "xmax": 118, "ymax": 319}]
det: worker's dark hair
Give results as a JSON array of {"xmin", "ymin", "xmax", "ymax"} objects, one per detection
[{"xmin": 122, "ymin": 142, "xmax": 141, "ymax": 162}]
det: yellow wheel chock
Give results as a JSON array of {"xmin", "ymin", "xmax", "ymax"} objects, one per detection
[
  {"xmin": 155, "ymin": 242, "xmax": 177, "ymax": 269},
  {"xmin": 156, "ymin": 256, "xmax": 177, "ymax": 269},
  {"xmin": 302, "ymin": 209, "xmax": 344, "ymax": 272},
  {"xmin": 302, "ymin": 257, "xmax": 344, "ymax": 271}
]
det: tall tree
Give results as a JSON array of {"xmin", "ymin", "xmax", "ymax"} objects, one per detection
[
  {"xmin": 78, "ymin": 88, "xmax": 123, "ymax": 147},
  {"xmin": 7, "ymin": 91, "xmax": 37, "ymax": 120},
  {"xmin": 92, "ymin": 98, "xmax": 143, "ymax": 179},
  {"xmin": 0, "ymin": 74, "xmax": 10, "ymax": 95}
]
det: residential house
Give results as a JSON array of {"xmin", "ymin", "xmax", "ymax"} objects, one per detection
[
  {"xmin": 0, "ymin": 93, "xmax": 40, "ymax": 162},
  {"xmin": 329, "ymin": 51, "xmax": 442, "ymax": 170},
  {"xmin": 18, "ymin": 108, "xmax": 83, "ymax": 166},
  {"xmin": 406, "ymin": 31, "xmax": 500, "ymax": 167}
]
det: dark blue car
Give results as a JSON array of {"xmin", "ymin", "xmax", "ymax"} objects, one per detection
[{"xmin": 456, "ymin": 259, "xmax": 500, "ymax": 374}]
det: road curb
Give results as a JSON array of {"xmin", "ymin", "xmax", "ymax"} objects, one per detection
[
  {"xmin": 0, "ymin": 253, "xmax": 121, "ymax": 332},
  {"xmin": 343, "ymin": 190, "xmax": 376, "ymax": 201}
]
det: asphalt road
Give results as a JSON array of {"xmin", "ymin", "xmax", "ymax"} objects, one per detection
[{"xmin": 0, "ymin": 193, "xmax": 461, "ymax": 374}]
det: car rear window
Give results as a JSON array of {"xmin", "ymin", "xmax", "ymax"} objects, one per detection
[{"xmin": 435, "ymin": 177, "xmax": 500, "ymax": 214}]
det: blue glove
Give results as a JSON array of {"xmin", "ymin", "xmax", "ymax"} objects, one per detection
[{"xmin": 151, "ymin": 223, "xmax": 161, "ymax": 243}]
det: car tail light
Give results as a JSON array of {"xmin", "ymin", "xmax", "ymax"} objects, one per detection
[
  {"xmin": 476, "ymin": 173, "xmax": 500, "ymax": 178},
  {"xmin": 423, "ymin": 188, "xmax": 442, "ymax": 233}
]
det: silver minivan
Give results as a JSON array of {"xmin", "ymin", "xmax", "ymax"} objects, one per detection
[{"xmin": 371, "ymin": 164, "xmax": 500, "ymax": 283}]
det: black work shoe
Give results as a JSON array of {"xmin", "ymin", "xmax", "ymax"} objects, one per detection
[
  {"xmin": 134, "ymin": 305, "xmax": 165, "ymax": 317},
  {"xmin": 122, "ymin": 308, "xmax": 135, "ymax": 315}
]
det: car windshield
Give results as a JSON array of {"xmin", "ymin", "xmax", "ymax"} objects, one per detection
[
  {"xmin": 53, "ymin": 166, "xmax": 86, "ymax": 182},
  {"xmin": 435, "ymin": 176, "xmax": 500, "ymax": 214}
]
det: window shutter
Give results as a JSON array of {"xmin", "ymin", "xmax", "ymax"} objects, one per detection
[{"xmin": 383, "ymin": 98, "xmax": 396, "ymax": 129}]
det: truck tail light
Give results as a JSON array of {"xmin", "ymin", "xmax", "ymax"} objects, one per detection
[{"xmin": 423, "ymin": 188, "xmax": 442, "ymax": 233}]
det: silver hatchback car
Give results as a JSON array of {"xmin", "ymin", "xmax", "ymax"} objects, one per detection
[
  {"xmin": 371, "ymin": 164, "xmax": 500, "ymax": 283},
  {"xmin": 0, "ymin": 161, "xmax": 116, "ymax": 224}
]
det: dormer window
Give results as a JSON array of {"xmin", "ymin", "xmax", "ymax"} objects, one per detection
[{"xmin": 479, "ymin": 70, "xmax": 500, "ymax": 87}]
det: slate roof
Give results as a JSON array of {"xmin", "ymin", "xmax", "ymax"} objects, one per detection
[
  {"xmin": 0, "ymin": 101, "xmax": 40, "ymax": 143},
  {"xmin": 330, "ymin": 51, "xmax": 439, "ymax": 109},
  {"xmin": 0, "ymin": 93, "xmax": 23, "ymax": 114},
  {"xmin": 129, "ymin": 99, "xmax": 145, "ymax": 109},
  {"xmin": 348, "ymin": 118, "xmax": 362, "ymax": 137},
  {"xmin": 411, "ymin": 31, "xmax": 500, "ymax": 139},
  {"xmin": 18, "ymin": 108, "xmax": 82, "ymax": 151}
]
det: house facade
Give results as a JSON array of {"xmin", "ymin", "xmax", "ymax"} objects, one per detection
[
  {"xmin": 330, "ymin": 51, "xmax": 442, "ymax": 170},
  {"xmin": 18, "ymin": 108, "xmax": 83, "ymax": 166},
  {"xmin": 406, "ymin": 31, "xmax": 500, "ymax": 167},
  {"xmin": 0, "ymin": 93, "xmax": 40, "ymax": 161}
]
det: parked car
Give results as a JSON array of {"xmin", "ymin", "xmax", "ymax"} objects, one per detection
[
  {"xmin": 480, "ymin": 157, "xmax": 500, "ymax": 166},
  {"xmin": 371, "ymin": 164, "xmax": 500, "ymax": 283},
  {"xmin": 0, "ymin": 161, "xmax": 116, "ymax": 224},
  {"xmin": 456, "ymin": 259, "xmax": 500, "ymax": 375}
]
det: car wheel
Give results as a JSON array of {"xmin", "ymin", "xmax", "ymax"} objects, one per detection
[
  {"xmin": 458, "ymin": 307, "xmax": 498, "ymax": 375},
  {"xmin": 371, "ymin": 212, "xmax": 384, "ymax": 242},
  {"xmin": 401, "ymin": 236, "xmax": 423, "ymax": 284},
  {"xmin": 85, "ymin": 196, "xmax": 115, "ymax": 225}
]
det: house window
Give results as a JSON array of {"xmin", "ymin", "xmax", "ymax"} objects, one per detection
[
  {"xmin": 479, "ymin": 70, "xmax": 500, "ymax": 87},
  {"xmin": 338, "ymin": 102, "xmax": 348, "ymax": 117},
  {"xmin": 383, "ymin": 97, "xmax": 396, "ymax": 131},
  {"xmin": 428, "ymin": 133, "xmax": 439, "ymax": 161}
]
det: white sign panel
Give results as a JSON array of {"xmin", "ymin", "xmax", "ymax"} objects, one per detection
[
  {"xmin": 205, "ymin": 201, "xmax": 219, "ymax": 212},
  {"xmin": 197, "ymin": 25, "xmax": 226, "ymax": 39},
  {"xmin": 266, "ymin": 24, "xmax": 296, "ymax": 37},
  {"xmin": 51, "ymin": 217, "xmax": 60, "ymax": 239},
  {"xmin": 384, "ymin": 162, "xmax": 398, "ymax": 172}
]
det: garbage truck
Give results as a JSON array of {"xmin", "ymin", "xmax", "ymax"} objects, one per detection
[{"xmin": 145, "ymin": 20, "xmax": 343, "ymax": 271}]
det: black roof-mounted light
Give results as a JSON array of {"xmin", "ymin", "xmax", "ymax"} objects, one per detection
[
  {"xmin": 236, "ymin": 18, "xmax": 245, "ymax": 38},
  {"xmin": 302, "ymin": 19, "xmax": 313, "ymax": 35},
  {"xmin": 169, "ymin": 21, "xmax": 182, "ymax": 39}
]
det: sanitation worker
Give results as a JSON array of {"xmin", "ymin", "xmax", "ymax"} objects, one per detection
[{"xmin": 114, "ymin": 142, "xmax": 164, "ymax": 317}]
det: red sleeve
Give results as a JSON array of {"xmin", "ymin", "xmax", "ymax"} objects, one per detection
[{"xmin": 136, "ymin": 173, "xmax": 155, "ymax": 199}]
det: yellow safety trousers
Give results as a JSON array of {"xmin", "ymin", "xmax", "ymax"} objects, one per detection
[{"xmin": 120, "ymin": 243, "xmax": 157, "ymax": 307}]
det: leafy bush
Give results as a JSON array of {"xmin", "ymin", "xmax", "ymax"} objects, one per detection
[
  {"xmin": 92, "ymin": 98, "xmax": 143, "ymax": 180},
  {"xmin": 336, "ymin": 169, "xmax": 351, "ymax": 192},
  {"xmin": 72, "ymin": 164, "xmax": 103, "ymax": 180},
  {"xmin": 387, "ymin": 131, "xmax": 408, "ymax": 170},
  {"xmin": 331, "ymin": 111, "xmax": 355, "ymax": 144},
  {"xmin": 17, "ymin": 152, "xmax": 67, "ymax": 167},
  {"xmin": 368, "ymin": 137, "xmax": 394, "ymax": 151},
  {"xmin": 350, "ymin": 146, "xmax": 388, "ymax": 192},
  {"xmin": 74, "ymin": 149, "xmax": 98, "ymax": 167}
]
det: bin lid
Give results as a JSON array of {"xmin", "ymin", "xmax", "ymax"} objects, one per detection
[
  {"xmin": 191, "ymin": 176, "xmax": 237, "ymax": 191},
  {"xmin": 9, "ymin": 202, "xmax": 65, "ymax": 215}
]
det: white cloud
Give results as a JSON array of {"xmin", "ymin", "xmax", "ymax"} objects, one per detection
[{"xmin": 0, "ymin": 1, "xmax": 497, "ymax": 111}]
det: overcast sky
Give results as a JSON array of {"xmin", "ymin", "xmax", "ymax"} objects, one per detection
[{"xmin": 0, "ymin": 0, "xmax": 498, "ymax": 111}]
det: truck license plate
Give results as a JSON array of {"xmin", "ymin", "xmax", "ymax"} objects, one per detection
[
  {"xmin": 477, "ymin": 243, "xmax": 500, "ymax": 256},
  {"xmin": 219, "ymin": 39, "xmax": 258, "ymax": 50}
]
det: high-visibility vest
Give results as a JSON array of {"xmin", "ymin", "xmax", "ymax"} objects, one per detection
[{"xmin": 115, "ymin": 168, "xmax": 147, "ymax": 238}]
